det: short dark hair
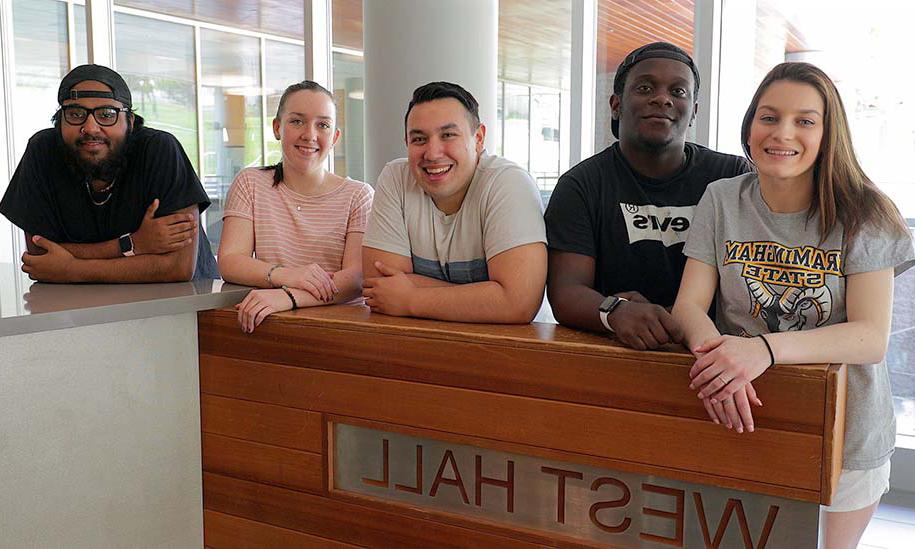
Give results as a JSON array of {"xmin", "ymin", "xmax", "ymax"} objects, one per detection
[{"xmin": 404, "ymin": 81, "xmax": 480, "ymax": 130}]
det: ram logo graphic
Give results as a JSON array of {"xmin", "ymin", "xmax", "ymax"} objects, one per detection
[{"xmin": 746, "ymin": 280, "xmax": 832, "ymax": 332}]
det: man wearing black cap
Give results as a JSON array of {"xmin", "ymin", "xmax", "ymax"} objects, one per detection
[
  {"xmin": 0, "ymin": 64, "xmax": 218, "ymax": 282},
  {"xmin": 545, "ymin": 42, "xmax": 752, "ymax": 350}
]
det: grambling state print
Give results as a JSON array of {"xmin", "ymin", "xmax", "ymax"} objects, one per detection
[{"xmin": 723, "ymin": 240, "xmax": 841, "ymax": 333}]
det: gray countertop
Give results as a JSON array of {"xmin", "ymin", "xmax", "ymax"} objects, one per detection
[{"xmin": 0, "ymin": 263, "xmax": 250, "ymax": 337}]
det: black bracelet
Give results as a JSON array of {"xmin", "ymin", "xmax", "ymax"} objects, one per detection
[
  {"xmin": 757, "ymin": 334, "xmax": 775, "ymax": 367},
  {"xmin": 280, "ymin": 285, "xmax": 298, "ymax": 309}
]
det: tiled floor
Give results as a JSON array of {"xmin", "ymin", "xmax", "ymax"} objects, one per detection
[{"xmin": 860, "ymin": 491, "xmax": 915, "ymax": 548}]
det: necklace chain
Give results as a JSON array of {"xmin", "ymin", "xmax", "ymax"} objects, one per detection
[{"xmin": 86, "ymin": 178, "xmax": 116, "ymax": 206}]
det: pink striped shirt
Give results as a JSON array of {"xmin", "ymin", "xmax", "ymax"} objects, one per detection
[{"xmin": 223, "ymin": 167, "xmax": 373, "ymax": 272}]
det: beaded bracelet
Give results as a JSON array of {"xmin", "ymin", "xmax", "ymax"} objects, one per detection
[{"xmin": 280, "ymin": 285, "xmax": 298, "ymax": 309}]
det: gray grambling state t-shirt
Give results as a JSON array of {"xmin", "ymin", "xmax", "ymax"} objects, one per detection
[{"xmin": 684, "ymin": 173, "xmax": 915, "ymax": 470}]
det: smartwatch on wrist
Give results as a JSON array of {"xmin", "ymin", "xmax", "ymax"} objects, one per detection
[
  {"xmin": 598, "ymin": 295, "xmax": 629, "ymax": 333},
  {"xmin": 118, "ymin": 233, "xmax": 135, "ymax": 257}
]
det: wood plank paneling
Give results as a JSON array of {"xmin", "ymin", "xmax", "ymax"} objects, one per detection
[
  {"xmin": 202, "ymin": 394, "xmax": 323, "ymax": 452},
  {"xmin": 198, "ymin": 305, "xmax": 841, "ymax": 548},
  {"xmin": 200, "ymin": 355, "xmax": 823, "ymax": 495},
  {"xmin": 821, "ymin": 365, "xmax": 847, "ymax": 505},
  {"xmin": 204, "ymin": 510, "xmax": 361, "ymax": 549},
  {"xmin": 204, "ymin": 473, "xmax": 552, "ymax": 549},
  {"xmin": 198, "ymin": 309, "xmax": 828, "ymax": 433},
  {"xmin": 202, "ymin": 433, "xmax": 324, "ymax": 495}
]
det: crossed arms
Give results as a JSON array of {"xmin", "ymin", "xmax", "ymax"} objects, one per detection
[
  {"xmin": 21, "ymin": 201, "xmax": 200, "ymax": 283},
  {"xmin": 218, "ymin": 215, "xmax": 365, "ymax": 332},
  {"xmin": 362, "ymin": 243, "xmax": 547, "ymax": 324}
]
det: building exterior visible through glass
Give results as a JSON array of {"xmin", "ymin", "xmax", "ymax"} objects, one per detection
[
  {"xmin": 199, "ymin": 29, "xmax": 263, "ymax": 247},
  {"xmin": 114, "ymin": 12, "xmax": 198, "ymax": 169}
]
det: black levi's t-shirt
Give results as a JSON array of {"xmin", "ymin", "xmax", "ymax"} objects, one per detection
[
  {"xmin": 0, "ymin": 126, "xmax": 218, "ymax": 279},
  {"xmin": 545, "ymin": 142, "xmax": 752, "ymax": 307}
]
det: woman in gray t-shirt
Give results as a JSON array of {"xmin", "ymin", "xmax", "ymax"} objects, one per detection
[{"xmin": 672, "ymin": 62, "xmax": 914, "ymax": 546}]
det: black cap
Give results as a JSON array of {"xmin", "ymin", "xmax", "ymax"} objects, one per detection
[
  {"xmin": 57, "ymin": 64, "xmax": 132, "ymax": 109},
  {"xmin": 611, "ymin": 42, "xmax": 699, "ymax": 139}
]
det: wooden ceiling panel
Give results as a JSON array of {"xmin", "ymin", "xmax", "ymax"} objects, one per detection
[
  {"xmin": 596, "ymin": 0, "xmax": 695, "ymax": 74},
  {"xmin": 332, "ymin": 0, "xmax": 363, "ymax": 50},
  {"xmin": 498, "ymin": 0, "xmax": 572, "ymax": 89}
]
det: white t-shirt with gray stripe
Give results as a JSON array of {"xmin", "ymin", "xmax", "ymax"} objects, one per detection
[{"xmin": 364, "ymin": 153, "xmax": 546, "ymax": 283}]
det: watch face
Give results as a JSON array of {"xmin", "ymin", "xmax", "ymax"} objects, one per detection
[
  {"xmin": 118, "ymin": 234, "xmax": 132, "ymax": 254},
  {"xmin": 599, "ymin": 295, "xmax": 620, "ymax": 313}
]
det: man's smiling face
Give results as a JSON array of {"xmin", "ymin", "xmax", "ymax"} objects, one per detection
[
  {"xmin": 612, "ymin": 58, "xmax": 697, "ymax": 150},
  {"xmin": 59, "ymin": 80, "xmax": 130, "ymax": 172},
  {"xmin": 405, "ymin": 97, "xmax": 485, "ymax": 215}
]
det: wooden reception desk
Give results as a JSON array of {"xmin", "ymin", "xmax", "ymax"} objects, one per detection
[{"xmin": 198, "ymin": 305, "xmax": 845, "ymax": 548}]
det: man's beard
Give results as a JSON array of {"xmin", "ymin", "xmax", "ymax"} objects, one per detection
[{"xmin": 60, "ymin": 131, "xmax": 131, "ymax": 183}]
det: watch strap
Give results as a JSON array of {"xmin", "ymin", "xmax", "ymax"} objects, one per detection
[
  {"xmin": 119, "ymin": 233, "xmax": 135, "ymax": 257},
  {"xmin": 598, "ymin": 295, "xmax": 629, "ymax": 334},
  {"xmin": 599, "ymin": 309, "xmax": 615, "ymax": 333}
]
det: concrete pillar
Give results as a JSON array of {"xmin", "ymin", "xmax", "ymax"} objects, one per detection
[{"xmin": 363, "ymin": 0, "xmax": 497, "ymax": 184}]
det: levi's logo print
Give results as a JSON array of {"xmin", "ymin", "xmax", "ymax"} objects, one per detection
[
  {"xmin": 724, "ymin": 240, "xmax": 841, "ymax": 332},
  {"xmin": 619, "ymin": 203, "xmax": 694, "ymax": 247}
]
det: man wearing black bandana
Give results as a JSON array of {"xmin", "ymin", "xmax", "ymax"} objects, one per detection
[
  {"xmin": 545, "ymin": 42, "xmax": 752, "ymax": 350},
  {"xmin": 0, "ymin": 64, "xmax": 218, "ymax": 282}
]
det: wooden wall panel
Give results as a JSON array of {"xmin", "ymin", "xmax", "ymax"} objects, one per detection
[
  {"xmin": 198, "ymin": 311, "xmax": 827, "ymax": 433},
  {"xmin": 821, "ymin": 365, "xmax": 847, "ymax": 504},
  {"xmin": 204, "ymin": 510, "xmax": 361, "ymax": 549},
  {"xmin": 198, "ymin": 307, "xmax": 843, "ymax": 544},
  {"xmin": 205, "ymin": 473, "xmax": 551, "ymax": 549},
  {"xmin": 202, "ymin": 394, "xmax": 323, "ymax": 452},
  {"xmin": 202, "ymin": 433, "xmax": 323, "ymax": 495},
  {"xmin": 200, "ymin": 355, "xmax": 822, "ymax": 493}
]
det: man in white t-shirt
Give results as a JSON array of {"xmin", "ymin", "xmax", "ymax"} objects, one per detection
[{"xmin": 362, "ymin": 81, "xmax": 547, "ymax": 323}]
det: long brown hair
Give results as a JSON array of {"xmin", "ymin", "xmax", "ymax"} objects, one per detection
[
  {"xmin": 262, "ymin": 80, "xmax": 336, "ymax": 186},
  {"xmin": 741, "ymin": 62, "xmax": 908, "ymax": 245}
]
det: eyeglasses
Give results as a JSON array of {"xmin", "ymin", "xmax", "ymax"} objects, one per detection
[{"xmin": 59, "ymin": 105, "xmax": 130, "ymax": 127}]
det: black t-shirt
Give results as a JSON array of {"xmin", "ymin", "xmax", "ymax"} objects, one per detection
[
  {"xmin": 545, "ymin": 142, "xmax": 752, "ymax": 307},
  {"xmin": 0, "ymin": 126, "xmax": 218, "ymax": 279}
]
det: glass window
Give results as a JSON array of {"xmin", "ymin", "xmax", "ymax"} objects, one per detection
[
  {"xmin": 114, "ymin": 12, "xmax": 198, "ymax": 168},
  {"xmin": 199, "ymin": 29, "xmax": 263, "ymax": 247},
  {"xmin": 11, "ymin": 0, "xmax": 70, "ymax": 158},
  {"xmin": 494, "ymin": 83, "xmax": 504, "ymax": 157},
  {"xmin": 594, "ymin": 0, "xmax": 695, "ymax": 151},
  {"xmin": 114, "ymin": 0, "xmax": 304, "ymax": 40},
  {"xmin": 717, "ymin": 0, "xmax": 915, "ymax": 443},
  {"xmin": 331, "ymin": 52, "xmax": 364, "ymax": 182},
  {"xmin": 530, "ymin": 87, "xmax": 563, "ymax": 193},
  {"xmin": 74, "ymin": 5, "xmax": 88, "ymax": 66},
  {"xmin": 498, "ymin": 0, "xmax": 571, "ymax": 198},
  {"xmin": 502, "ymin": 82, "xmax": 531, "ymax": 172},
  {"xmin": 265, "ymin": 40, "xmax": 306, "ymax": 166}
]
